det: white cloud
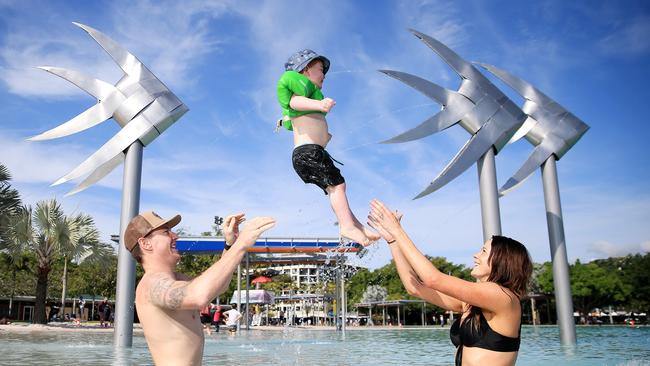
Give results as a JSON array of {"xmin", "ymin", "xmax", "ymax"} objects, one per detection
[
  {"xmin": 0, "ymin": 132, "xmax": 122, "ymax": 188},
  {"xmin": 599, "ymin": 15, "xmax": 650, "ymax": 57},
  {"xmin": 0, "ymin": 0, "xmax": 232, "ymax": 98},
  {"xmin": 588, "ymin": 240, "xmax": 650, "ymax": 258}
]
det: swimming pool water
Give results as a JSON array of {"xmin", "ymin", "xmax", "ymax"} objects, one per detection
[{"xmin": 1, "ymin": 326, "xmax": 648, "ymax": 365}]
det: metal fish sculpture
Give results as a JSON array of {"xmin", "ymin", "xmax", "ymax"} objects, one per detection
[
  {"xmin": 29, "ymin": 22, "xmax": 188, "ymax": 196},
  {"xmin": 380, "ymin": 29, "xmax": 526, "ymax": 199}
]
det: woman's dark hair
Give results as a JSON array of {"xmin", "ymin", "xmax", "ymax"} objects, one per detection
[
  {"xmin": 486, "ymin": 235, "xmax": 533, "ymax": 298},
  {"xmin": 466, "ymin": 235, "xmax": 533, "ymax": 328}
]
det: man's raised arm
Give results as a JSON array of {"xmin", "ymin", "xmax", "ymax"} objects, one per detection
[{"xmin": 148, "ymin": 215, "xmax": 275, "ymax": 310}]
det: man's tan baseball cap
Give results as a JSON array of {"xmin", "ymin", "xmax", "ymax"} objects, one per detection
[{"xmin": 124, "ymin": 211, "xmax": 181, "ymax": 252}]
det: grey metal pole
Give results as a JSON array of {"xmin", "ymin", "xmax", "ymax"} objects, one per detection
[
  {"xmin": 335, "ymin": 260, "xmax": 341, "ymax": 331},
  {"xmin": 421, "ymin": 302, "xmax": 425, "ymax": 326},
  {"xmin": 397, "ymin": 305, "xmax": 401, "ymax": 326},
  {"xmin": 531, "ymin": 297, "xmax": 538, "ymax": 326},
  {"xmin": 114, "ymin": 141, "xmax": 143, "ymax": 348},
  {"xmin": 477, "ymin": 148, "xmax": 502, "ymax": 240},
  {"xmin": 341, "ymin": 266, "xmax": 346, "ymax": 333},
  {"xmin": 245, "ymin": 253, "xmax": 250, "ymax": 330},
  {"xmin": 541, "ymin": 156, "xmax": 577, "ymax": 345},
  {"xmin": 236, "ymin": 264, "xmax": 241, "ymax": 332}
]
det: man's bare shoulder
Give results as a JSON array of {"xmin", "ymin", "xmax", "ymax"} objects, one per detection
[
  {"xmin": 137, "ymin": 272, "xmax": 187, "ymax": 309},
  {"xmin": 138, "ymin": 272, "xmax": 173, "ymax": 291}
]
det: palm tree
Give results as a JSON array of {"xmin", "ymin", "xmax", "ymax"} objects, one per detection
[
  {"xmin": 59, "ymin": 213, "xmax": 113, "ymax": 316},
  {"xmin": 5, "ymin": 200, "xmax": 70, "ymax": 323},
  {"xmin": 0, "ymin": 164, "xmax": 21, "ymax": 245},
  {"xmin": 3, "ymin": 199, "xmax": 112, "ymax": 323}
]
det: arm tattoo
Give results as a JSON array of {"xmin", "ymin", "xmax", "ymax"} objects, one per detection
[{"xmin": 149, "ymin": 275, "xmax": 188, "ymax": 310}]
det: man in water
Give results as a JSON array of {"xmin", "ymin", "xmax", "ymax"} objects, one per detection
[
  {"xmin": 125, "ymin": 211, "xmax": 274, "ymax": 365},
  {"xmin": 223, "ymin": 303, "xmax": 242, "ymax": 333}
]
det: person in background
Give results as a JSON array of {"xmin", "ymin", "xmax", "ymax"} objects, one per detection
[
  {"xmin": 98, "ymin": 298, "xmax": 109, "ymax": 327},
  {"xmin": 212, "ymin": 305, "xmax": 222, "ymax": 333},
  {"xmin": 223, "ymin": 304, "xmax": 242, "ymax": 333}
]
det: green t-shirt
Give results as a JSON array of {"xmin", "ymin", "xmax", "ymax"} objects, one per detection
[{"xmin": 277, "ymin": 70, "xmax": 326, "ymax": 131}]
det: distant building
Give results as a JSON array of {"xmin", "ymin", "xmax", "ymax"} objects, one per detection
[{"xmin": 246, "ymin": 253, "xmax": 361, "ymax": 325}]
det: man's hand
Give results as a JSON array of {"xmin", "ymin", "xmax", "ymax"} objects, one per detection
[
  {"xmin": 233, "ymin": 217, "xmax": 276, "ymax": 249},
  {"xmin": 319, "ymin": 98, "xmax": 336, "ymax": 113},
  {"xmin": 223, "ymin": 213, "xmax": 246, "ymax": 245}
]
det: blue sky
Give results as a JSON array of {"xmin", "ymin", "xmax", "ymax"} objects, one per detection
[{"xmin": 1, "ymin": 0, "xmax": 648, "ymax": 269}]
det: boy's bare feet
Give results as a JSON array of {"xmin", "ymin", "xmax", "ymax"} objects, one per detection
[
  {"xmin": 352, "ymin": 220, "xmax": 380, "ymax": 242},
  {"xmin": 340, "ymin": 225, "xmax": 371, "ymax": 246},
  {"xmin": 360, "ymin": 224, "xmax": 380, "ymax": 242}
]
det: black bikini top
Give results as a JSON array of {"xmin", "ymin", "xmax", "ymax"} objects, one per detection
[{"xmin": 450, "ymin": 310, "xmax": 521, "ymax": 352}]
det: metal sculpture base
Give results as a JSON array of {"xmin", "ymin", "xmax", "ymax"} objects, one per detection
[
  {"xmin": 114, "ymin": 141, "xmax": 143, "ymax": 348},
  {"xmin": 541, "ymin": 156, "xmax": 577, "ymax": 345},
  {"xmin": 477, "ymin": 147, "xmax": 503, "ymax": 240}
]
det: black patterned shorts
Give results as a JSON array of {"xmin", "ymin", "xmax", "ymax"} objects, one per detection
[{"xmin": 292, "ymin": 144, "xmax": 345, "ymax": 194}]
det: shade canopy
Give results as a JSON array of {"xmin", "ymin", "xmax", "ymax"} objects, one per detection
[{"xmin": 230, "ymin": 290, "xmax": 275, "ymax": 304}]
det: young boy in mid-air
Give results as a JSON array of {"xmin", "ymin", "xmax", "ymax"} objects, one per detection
[{"xmin": 277, "ymin": 49, "xmax": 379, "ymax": 245}]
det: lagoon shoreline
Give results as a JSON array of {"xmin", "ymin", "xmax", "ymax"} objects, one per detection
[{"xmin": 2, "ymin": 322, "xmax": 644, "ymax": 335}]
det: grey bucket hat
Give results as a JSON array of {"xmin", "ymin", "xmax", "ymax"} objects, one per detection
[{"xmin": 284, "ymin": 49, "xmax": 330, "ymax": 74}]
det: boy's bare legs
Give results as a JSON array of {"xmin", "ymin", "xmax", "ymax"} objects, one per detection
[{"xmin": 326, "ymin": 183, "xmax": 380, "ymax": 245}]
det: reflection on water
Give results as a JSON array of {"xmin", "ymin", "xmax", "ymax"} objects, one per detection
[{"xmin": 0, "ymin": 326, "xmax": 648, "ymax": 365}]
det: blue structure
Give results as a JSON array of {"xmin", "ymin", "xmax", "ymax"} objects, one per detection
[{"xmin": 175, "ymin": 237, "xmax": 363, "ymax": 254}]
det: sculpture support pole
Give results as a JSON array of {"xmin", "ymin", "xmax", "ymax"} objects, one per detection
[
  {"xmin": 114, "ymin": 141, "xmax": 143, "ymax": 348},
  {"xmin": 335, "ymin": 258, "xmax": 341, "ymax": 331},
  {"xmin": 245, "ymin": 253, "xmax": 250, "ymax": 330},
  {"xmin": 341, "ymin": 266, "xmax": 346, "ymax": 333},
  {"xmin": 236, "ymin": 264, "xmax": 241, "ymax": 332},
  {"xmin": 541, "ymin": 156, "xmax": 576, "ymax": 346},
  {"xmin": 477, "ymin": 148, "xmax": 502, "ymax": 240}
]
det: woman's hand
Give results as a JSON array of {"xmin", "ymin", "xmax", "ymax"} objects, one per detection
[{"xmin": 368, "ymin": 199, "xmax": 403, "ymax": 243}]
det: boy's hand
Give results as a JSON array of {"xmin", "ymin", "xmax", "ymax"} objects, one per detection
[{"xmin": 319, "ymin": 98, "xmax": 336, "ymax": 113}]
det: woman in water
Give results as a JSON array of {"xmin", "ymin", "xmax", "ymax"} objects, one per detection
[{"xmin": 368, "ymin": 199, "xmax": 533, "ymax": 366}]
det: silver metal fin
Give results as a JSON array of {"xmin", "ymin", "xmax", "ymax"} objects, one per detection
[
  {"xmin": 379, "ymin": 69, "xmax": 458, "ymax": 105},
  {"xmin": 507, "ymin": 116, "xmax": 538, "ymax": 145},
  {"xmin": 27, "ymin": 103, "xmax": 114, "ymax": 141},
  {"xmin": 72, "ymin": 22, "xmax": 154, "ymax": 79},
  {"xmin": 409, "ymin": 29, "xmax": 488, "ymax": 84},
  {"xmin": 37, "ymin": 66, "xmax": 117, "ymax": 100},
  {"xmin": 476, "ymin": 63, "xmax": 558, "ymax": 111},
  {"xmin": 499, "ymin": 143, "xmax": 554, "ymax": 196},
  {"xmin": 414, "ymin": 127, "xmax": 495, "ymax": 199},
  {"xmin": 382, "ymin": 108, "xmax": 464, "ymax": 143},
  {"xmin": 52, "ymin": 117, "xmax": 153, "ymax": 185},
  {"xmin": 64, "ymin": 153, "xmax": 124, "ymax": 196}
]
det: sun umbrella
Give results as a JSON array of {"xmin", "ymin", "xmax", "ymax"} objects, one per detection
[
  {"xmin": 251, "ymin": 276, "xmax": 273, "ymax": 289},
  {"xmin": 251, "ymin": 276, "xmax": 273, "ymax": 284}
]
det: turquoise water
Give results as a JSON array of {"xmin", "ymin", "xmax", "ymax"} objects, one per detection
[{"xmin": 0, "ymin": 326, "xmax": 648, "ymax": 365}]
